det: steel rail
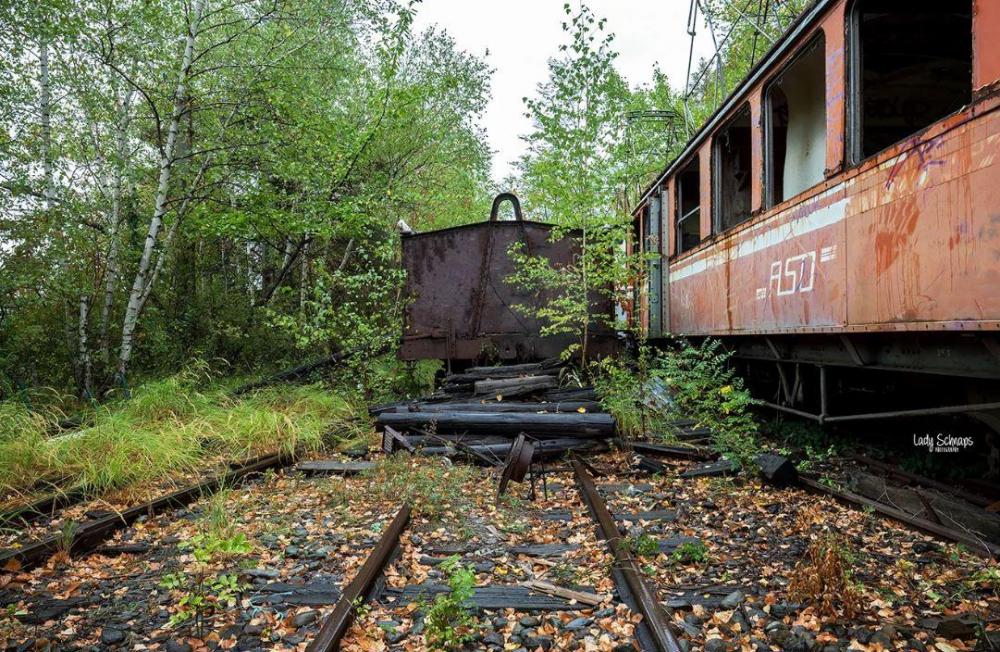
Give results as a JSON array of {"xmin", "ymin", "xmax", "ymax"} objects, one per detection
[
  {"xmin": 0, "ymin": 451, "xmax": 294, "ymax": 570},
  {"xmin": 307, "ymin": 503, "xmax": 411, "ymax": 651},
  {"xmin": 571, "ymin": 459, "xmax": 683, "ymax": 652}
]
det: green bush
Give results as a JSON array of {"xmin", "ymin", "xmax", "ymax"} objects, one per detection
[
  {"xmin": 593, "ymin": 346, "xmax": 676, "ymax": 440},
  {"xmin": 654, "ymin": 338, "xmax": 760, "ymax": 469}
]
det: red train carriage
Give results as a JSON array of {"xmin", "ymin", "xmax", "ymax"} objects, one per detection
[{"xmin": 631, "ymin": 0, "xmax": 1000, "ymax": 425}]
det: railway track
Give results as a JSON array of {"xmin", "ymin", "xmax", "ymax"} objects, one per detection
[
  {"xmin": 317, "ymin": 454, "xmax": 682, "ymax": 651},
  {"xmin": 0, "ymin": 451, "xmax": 297, "ymax": 570},
  {"xmin": 4, "ymin": 423, "xmax": 1000, "ymax": 649}
]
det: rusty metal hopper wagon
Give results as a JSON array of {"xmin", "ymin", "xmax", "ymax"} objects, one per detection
[{"xmin": 398, "ymin": 194, "xmax": 616, "ymax": 363}]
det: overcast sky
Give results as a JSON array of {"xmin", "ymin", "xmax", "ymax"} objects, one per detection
[{"xmin": 412, "ymin": 0, "xmax": 715, "ymax": 183}]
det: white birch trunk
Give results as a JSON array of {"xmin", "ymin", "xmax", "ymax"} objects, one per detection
[
  {"xmin": 117, "ymin": 0, "xmax": 207, "ymax": 379},
  {"xmin": 100, "ymin": 90, "xmax": 134, "ymax": 366},
  {"xmin": 39, "ymin": 39, "xmax": 55, "ymax": 204},
  {"xmin": 78, "ymin": 296, "xmax": 92, "ymax": 398},
  {"xmin": 299, "ymin": 239, "xmax": 309, "ymax": 311}
]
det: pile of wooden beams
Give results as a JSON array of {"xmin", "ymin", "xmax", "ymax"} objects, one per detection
[{"xmin": 371, "ymin": 360, "xmax": 613, "ymax": 465}]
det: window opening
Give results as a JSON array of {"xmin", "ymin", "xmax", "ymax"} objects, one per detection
[
  {"xmin": 767, "ymin": 35, "xmax": 826, "ymax": 205},
  {"xmin": 714, "ymin": 105, "xmax": 753, "ymax": 232}
]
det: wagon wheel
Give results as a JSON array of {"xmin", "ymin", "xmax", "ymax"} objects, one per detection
[{"xmin": 496, "ymin": 433, "xmax": 535, "ymax": 504}]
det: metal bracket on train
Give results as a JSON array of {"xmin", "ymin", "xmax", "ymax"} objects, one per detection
[{"xmin": 489, "ymin": 192, "xmax": 523, "ymax": 221}]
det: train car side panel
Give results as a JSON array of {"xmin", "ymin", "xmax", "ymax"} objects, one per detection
[{"xmin": 846, "ymin": 109, "xmax": 1000, "ymax": 325}]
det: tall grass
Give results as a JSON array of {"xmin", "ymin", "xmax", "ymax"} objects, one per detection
[{"xmin": 0, "ymin": 366, "xmax": 372, "ymax": 502}]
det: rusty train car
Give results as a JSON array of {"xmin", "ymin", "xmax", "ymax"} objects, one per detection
[
  {"xmin": 399, "ymin": 194, "xmax": 615, "ymax": 364},
  {"xmin": 631, "ymin": 0, "xmax": 1000, "ymax": 424}
]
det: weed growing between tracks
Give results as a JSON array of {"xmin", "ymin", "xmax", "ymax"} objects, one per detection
[
  {"xmin": 788, "ymin": 533, "xmax": 862, "ymax": 618},
  {"xmin": 424, "ymin": 556, "xmax": 478, "ymax": 648},
  {"xmin": 363, "ymin": 455, "xmax": 476, "ymax": 521}
]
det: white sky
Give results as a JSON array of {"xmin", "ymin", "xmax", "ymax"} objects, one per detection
[{"xmin": 412, "ymin": 0, "xmax": 715, "ymax": 183}]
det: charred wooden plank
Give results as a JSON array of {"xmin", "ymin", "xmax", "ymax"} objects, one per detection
[
  {"xmin": 851, "ymin": 454, "xmax": 991, "ymax": 508},
  {"xmin": 377, "ymin": 411, "xmax": 615, "ymax": 438},
  {"xmin": 415, "ymin": 438, "xmax": 606, "ymax": 461},
  {"xmin": 543, "ymin": 387, "xmax": 597, "ymax": 402},
  {"xmin": 630, "ymin": 441, "xmax": 717, "ymax": 461},
  {"xmin": 466, "ymin": 358, "xmax": 561, "ymax": 376},
  {"xmin": 520, "ymin": 580, "xmax": 606, "ymax": 606},
  {"xmin": 757, "ymin": 454, "xmax": 798, "ymax": 487},
  {"xmin": 407, "ymin": 400, "xmax": 602, "ymax": 414},
  {"xmin": 572, "ymin": 459, "xmax": 683, "ymax": 652},
  {"xmin": 306, "ymin": 504, "xmax": 411, "ymax": 651},
  {"xmin": 381, "ymin": 426, "xmax": 414, "ymax": 454},
  {"xmin": 445, "ymin": 367, "xmax": 562, "ymax": 383},
  {"xmin": 381, "ymin": 583, "xmax": 587, "ymax": 611},
  {"xmin": 680, "ymin": 459, "xmax": 738, "ymax": 479},
  {"xmin": 636, "ymin": 455, "xmax": 669, "ymax": 475},
  {"xmin": 474, "ymin": 375, "xmax": 558, "ymax": 397},
  {"xmin": 510, "ymin": 543, "xmax": 580, "ymax": 556}
]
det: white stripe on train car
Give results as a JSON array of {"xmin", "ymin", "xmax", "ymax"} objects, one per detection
[{"xmin": 672, "ymin": 194, "xmax": 848, "ymax": 282}]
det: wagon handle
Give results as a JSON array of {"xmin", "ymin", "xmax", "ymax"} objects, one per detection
[{"xmin": 489, "ymin": 193, "xmax": 523, "ymax": 221}]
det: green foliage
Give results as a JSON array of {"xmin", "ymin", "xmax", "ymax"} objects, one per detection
[
  {"xmin": 56, "ymin": 520, "xmax": 78, "ymax": 556},
  {"xmin": 424, "ymin": 556, "xmax": 477, "ymax": 650},
  {"xmin": 507, "ymin": 3, "xmax": 642, "ymax": 367},
  {"xmin": 364, "ymin": 456, "xmax": 474, "ymax": 521},
  {"xmin": 0, "ymin": 366, "xmax": 368, "ymax": 502},
  {"xmin": 159, "ymin": 572, "xmax": 246, "ymax": 633},
  {"xmin": 592, "ymin": 346, "xmax": 676, "ymax": 439},
  {"xmin": 180, "ymin": 488, "xmax": 254, "ymax": 562},
  {"xmin": 671, "ymin": 540, "xmax": 709, "ymax": 564},
  {"xmin": 0, "ymin": 0, "xmax": 493, "ymax": 397},
  {"xmin": 654, "ymin": 338, "xmax": 759, "ymax": 469},
  {"xmin": 622, "ymin": 532, "xmax": 660, "ymax": 558},
  {"xmin": 183, "ymin": 532, "xmax": 253, "ymax": 563}
]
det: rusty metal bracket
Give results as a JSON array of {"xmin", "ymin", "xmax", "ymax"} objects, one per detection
[
  {"xmin": 489, "ymin": 192, "xmax": 524, "ymax": 221},
  {"xmin": 307, "ymin": 504, "xmax": 412, "ymax": 651},
  {"xmin": 571, "ymin": 459, "xmax": 683, "ymax": 652}
]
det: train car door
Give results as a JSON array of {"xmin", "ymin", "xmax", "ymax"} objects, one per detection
[
  {"xmin": 647, "ymin": 197, "xmax": 662, "ymax": 338},
  {"xmin": 659, "ymin": 187, "xmax": 670, "ymax": 335}
]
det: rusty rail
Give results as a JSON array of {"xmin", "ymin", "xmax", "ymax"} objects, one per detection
[
  {"xmin": 0, "ymin": 452, "xmax": 294, "ymax": 570},
  {"xmin": 307, "ymin": 503, "xmax": 411, "ymax": 651},
  {"xmin": 798, "ymin": 476, "xmax": 1000, "ymax": 558},
  {"xmin": 571, "ymin": 459, "xmax": 682, "ymax": 652}
]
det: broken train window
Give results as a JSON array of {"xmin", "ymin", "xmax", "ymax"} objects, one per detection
[
  {"xmin": 675, "ymin": 158, "xmax": 701, "ymax": 255},
  {"xmin": 713, "ymin": 104, "xmax": 753, "ymax": 232},
  {"xmin": 849, "ymin": 0, "xmax": 972, "ymax": 161},
  {"xmin": 766, "ymin": 33, "xmax": 827, "ymax": 206}
]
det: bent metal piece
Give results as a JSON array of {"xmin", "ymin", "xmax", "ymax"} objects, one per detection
[
  {"xmin": 307, "ymin": 504, "xmax": 411, "ymax": 651},
  {"xmin": 798, "ymin": 476, "xmax": 1000, "ymax": 558},
  {"xmin": 572, "ymin": 459, "xmax": 683, "ymax": 652}
]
